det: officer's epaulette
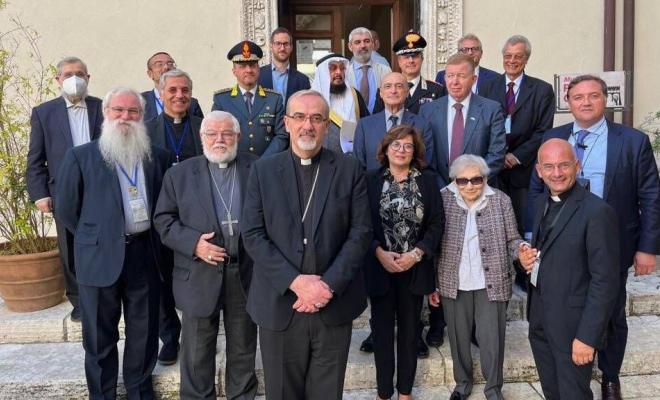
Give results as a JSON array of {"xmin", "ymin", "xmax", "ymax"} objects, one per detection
[
  {"xmin": 262, "ymin": 87, "xmax": 280, "ymax": 94},
  {"xmin": 426, "ymin": 79, "xmax": 443, "ymax": 88},
  {"xmin": 214, "ymin": 88, "xmax": 232, "ymax": 95}
]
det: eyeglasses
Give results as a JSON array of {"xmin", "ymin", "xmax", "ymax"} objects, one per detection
[
  {"xmin": 286, "ymin": 113, "xmax": 327, "ymax": 125},
  {"xmin": 203, "ymin": 131, "xmax": 237, "ymax": 140},
  {"xmin": 381, "ymin": 83, "xmax": 407, "ymax": 90},
  {"xmin": 272, "ymin": 41, "xmax": 291, "ymax": 48},
  {"xmin": 540, "ymin": 161, "xmax": 576, "ymax": 173},
  {"xmin": 151, "ymin": 61, "xmax": 176, "ymax": 69},
  {"xmin": 389, "ymin": 141, "xmax": 414, "ymax": 152},
  {"xmin": 458, "ymin": 46, "xmax": 481, "ymax": 53},
  {"xmin": 59, "ymin": 71, "xmax": 88, "ymax": 79},
  {"xmin": 109, "ymin": 107, "xmax": 141, "ymax": 117},
  {"xmin": 455, "ymin": 176, "xmax": 485, "ymax": 186}
]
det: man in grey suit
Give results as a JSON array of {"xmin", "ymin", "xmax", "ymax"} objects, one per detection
[
  {"xmin": 420, "ymin": 53, "xmax": 506, "ymax": 188},
  {"xmin": 154, "ymin": 111, "xmax": 258, "ymax": 399}
]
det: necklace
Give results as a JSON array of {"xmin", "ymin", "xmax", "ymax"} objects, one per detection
[{"xmin": 208, "ymin": 163, "xmax": 238, "ymax": 236}]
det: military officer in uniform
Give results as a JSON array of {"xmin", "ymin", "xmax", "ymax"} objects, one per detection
[
  {"xmin": 212, "ymin": 40, "xmax": 288, "ymax": 157},
  {"xmin": 373, "ymin": 31, "xmax": 446, "ymax": 115}
]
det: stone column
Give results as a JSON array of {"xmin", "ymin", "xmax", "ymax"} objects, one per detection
[
  {"xmin": 420, "ymin": 0, "xmax": 463, "ymax": 81},
  {"xmin": 241, "ymin": 0, "xmax": 278, "ymax": 64}
]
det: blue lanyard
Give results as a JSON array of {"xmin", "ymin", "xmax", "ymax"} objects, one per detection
[
  {"xmin": 118, "ymin": 164, "xmax": 139, "ymax": 187},
  {"xmin": 163, "ymin": 118, "xmax": 190, "ymax": 163},
  {"xmin": 155, "ymin": 96, "xmax": 164, "ymax": 114}
]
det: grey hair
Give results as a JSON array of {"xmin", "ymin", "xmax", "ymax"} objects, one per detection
[
  {"xmin": 56, "ymin": 56, "xmax": 88, "ymax": 76},
  {"xmin": 502, "ymin": 35, "xmax": 532, "ymax": 59},
  {"xmin": 286, "ymin": 89, "xmax": 330, "ymax": 118},
  {"xmin": 102, "ymin": 87, "xmax": 146, "ymax": 116},
  {"xmin": 201, "ymin": 110, "xmax": 240, "ymax": 133},
  {"xmin": 158, "ymin": 69, "xmax": 193, "ymax": 90},
  {"xmin": 449, "ymin": 154, "xmax": 490, "ymax": 179},
  {"xmin": 348, "ymin": 27, "xmax": 372, "ymax": 43},
  {"xmin": 458, "ymin": 33, "xmax": 482, "ymax": 48}
]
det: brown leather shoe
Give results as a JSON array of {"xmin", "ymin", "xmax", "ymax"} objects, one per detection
[{"xmin": 601, "ymin": 381, "xmax": 622, "ymax": 400}]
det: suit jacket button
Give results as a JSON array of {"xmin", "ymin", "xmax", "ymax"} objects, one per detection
[
  {"xmin": 249, "ymin": 134, "xmax": 254, "ymax": 138},
  {"xmin": 487, "ymin": 284, "xmax": 492, "ymax": 289},
  {"xmin": 248, "ymin": 121, "xmax": 253, "ymax": 126},
  {"xmin": 481, "ymin": 248, "xmax": 486, "ymax": 253},
  {"xmin": 249, "ymin": 146, "xmax": 254, "ymax": 152},
  {"xmin": 484, "ymin": 267, "xmax": 490, "ymax": 271},
  {"xmin": 476, "ymin": 212, "xmax": 481, "ymax": 217}
]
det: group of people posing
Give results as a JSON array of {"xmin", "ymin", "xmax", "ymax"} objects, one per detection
[{"xmin": 26, "ymin": 25, "xmax": 659, "ymax": 400}]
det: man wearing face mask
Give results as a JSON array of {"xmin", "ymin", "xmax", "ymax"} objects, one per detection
[{"xmin": 27, "ymin": 56, "xmax": 104, "ymax": 322}]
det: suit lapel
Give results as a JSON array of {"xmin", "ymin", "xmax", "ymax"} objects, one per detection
[
  {"xmin": 251, "ymin": 87, "xmax": 266, "ymax": 119},
  {"xmin": 512, "ymin": 75, "xmax": 532, "ymax": 115},
  {"xmin": 494, "ymin": 76, "xmax": 507, "ymax": 107},
  {"xmin": 193, "ymin": 157, "xmax": 221, "ymax": 233},
  {"xmin": 312, "ymin": 150, "xmax": 337, "ymax": 235},
  {"xmin": 230, "ymin": 87, "xmax": 250, "ymax": 120},
  {"xmin": 436, "ymin": 97, "xmax": 449, "ymax": 160},
  {"xmin": 539, "ymin": 189, "xmax": 583, "ymax": 254},
  {"xmin": 87, "ymin": 101, "xmax": 101, "ymax": 140},
  {"xmin": 463, "ymin": 96, "xmax": 481, "ymax": 152},
  {"xmin": 56, "ymin": 97, "xmax": 74, "ymax": 148},
  {"xmin": 531, "ymin": 196, "xmax": 546, "ymax": 249},
  {"xmin": 278, "ymin": 155, "xmax": 303, "ymax": 222},
  {"xmin": 603, "ymin": 121, "xmax": 622, "ymax": 201},
  {"xmin": 190, "ymin": 117, "xmax": 203, "ymax": 155},
  {"xmin": 262, "ymin": 65, "xmax": 274, "ymax": 88},
  {"xmin": 154, "ymin": 116, "xmax": 167, "ymax": 148}
]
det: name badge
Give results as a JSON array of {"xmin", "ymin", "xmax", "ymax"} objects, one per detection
[
  {"xmin": 505, "ymin": 116, "xmax": 512, "ymax": 134},
  {"xmin": 130, "ymin": 198, "xmax": 149, "ymax": 223},
  {"xmin": 530, "ymin": 255, "xmax": 541, "ymax": 287}
]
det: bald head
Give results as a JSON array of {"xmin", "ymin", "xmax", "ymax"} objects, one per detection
[
  {"xmin": 536, "ymin": 139, "xmax": 580, "ymax": 196},
  {"xmin": 380, "ymin": 72, "xmax": 409, "ymax": 111},
  {"xmin": 537, "ymin": 138, "xmax": 575, "ymax": 164}
]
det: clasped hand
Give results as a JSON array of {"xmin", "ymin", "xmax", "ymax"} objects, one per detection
[
  {"xmin": 518, "ymin": 243, "xmax": 539, "ymax": 274},
  {"xmin": 290, "ymin": 274, "xmax": 333, "ymax": 313},
  {"xmin": 376, "ymin": 247, "xmax": 418, "ymax": 273}
]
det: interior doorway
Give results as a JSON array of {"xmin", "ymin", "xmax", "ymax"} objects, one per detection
[{"xmin": 278, "ymin": 0, "xmax": 417, "ymax": 78}]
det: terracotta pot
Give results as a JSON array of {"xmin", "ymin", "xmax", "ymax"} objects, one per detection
[{"xmin": 0, "ymin": 249, "xmax": 65, "ymax": 312}]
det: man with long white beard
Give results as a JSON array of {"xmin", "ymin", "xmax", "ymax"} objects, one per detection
[
  {"xmin": 56, "ymin": 87, "xmax": 171, "ymax": 400},
  {"xmin": 27, "ymin": 56, "xmax": 104, "ymax": 322},
  {"xmin": 154, "ymin": 111, "xmax": 258, "ymax": 400}
]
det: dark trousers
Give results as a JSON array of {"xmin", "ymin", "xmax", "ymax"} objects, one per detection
[
  {"xmin": 54, "ymin": 217, "xmax": 78, "ymax": 308},
  {"xmin": 528, "ymin": 287, "xmax": 593, "ymax": 400},
  {"xmin": 259, "ymin": 312, "xmax": 352, "ymax": 400},
  {"xmin": 179, "ymin": 265, "xmax": 257, "ymax": 400},
  {"xmin": 598, "ymin": 269, "xmax": 629, "ymax": 384},
  {"xmin": 370, "ymin": 271, "xmax": 423, "ymax": 398},
  {"xmin": 79, "ymin": 235, "xmax": 160, "ymax": 400},
  {"xmin": 158, "ymin": 258, "xmax": 181, "ymax": 349}
]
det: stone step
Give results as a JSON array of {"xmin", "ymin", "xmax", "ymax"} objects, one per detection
[
  {"xmin": 1, "ymin": 317, "xmax": 659, "ymax": 399},
  {"xmin": 2, "ymin": 270, "xmax": 658, "ymax": 344}
]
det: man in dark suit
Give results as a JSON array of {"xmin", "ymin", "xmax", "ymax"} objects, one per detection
[
  {"xmin": 355, "ymin": 72, "xmax": 434, "ymax": 171},
  {"xmin": 212, "ymin": 40, "xmax": 288, "ymax": 157},
  {"xmin": 27, "ymin": 56, "xmax": 103, "ymax": 322},
  {"xmin": 374, "ymin": 31, "xmax": 446, "ymax": 114},
  {"xmin": 154, "ymin": 110, "xmax": 258, "ymax": 399},
  {"xmin": 141, "ymin": 51, "xmax": 203, "ymax": 121},
  {"xmin": 258, "ymin": 27, "xmax": 311, "ymax": 105},
  {"xmin": 241, "ymin": 90, "xmax": 372, "ymax": 400},
  {"xmin": 145, "ymin": 68, "xmax": 205, "ymax": 366},
  {"xmin": 435, "ymin": 34, "xmax": 499, "ymax": 95},
  {"xmin": 420, "ymin": 53, "xmax": 507, "ymax": 189},
  {"xmin": 520, "ymin": 138, "xmax": 620, "ymax": 400},
  {"xmin": 55, "ymin": 87, "xmax": 171, "ymax": 399},
  {"xmin": 528, "ymin": 75, "xmax": 660, "ymax": 400}
]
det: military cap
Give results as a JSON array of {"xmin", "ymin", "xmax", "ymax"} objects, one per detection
[
  {"xmin": 315, "ymin": 53, "xmax": 348, "ymax": 67},
  {"xmin": 393, "ymin": 31, "xmax": 427, "ymax": 55},
  {"xmin": 227, "ymin": 40, "xmax": 263, "ymax": 62}
]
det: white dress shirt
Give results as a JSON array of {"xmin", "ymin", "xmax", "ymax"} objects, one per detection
[{"xmin": 64, "ymin": 97, "xmax": 91, "ymax": 147}]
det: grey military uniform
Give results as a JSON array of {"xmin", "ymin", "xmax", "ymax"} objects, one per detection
[{"xmin": 211, "ymin": 85, "xmax": 288, "ymax": 157}]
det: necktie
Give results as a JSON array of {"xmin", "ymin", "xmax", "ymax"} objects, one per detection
[
  {"xmin": 359, "ymin": 65, "xmax": 370, "ymax": 103},
  {"xmin": 506, "ymin": 82, "xmax": 516, "ymax": 115},
  {"xmin": 388, "ymin": 115, "xmax": 399, "ymax": 131},
  {"xmin": 575, "ymin": 130, "xmax": 590, "ymax": 164},
  {"xmin": 407, "ymin": 81, "xmax": 414, "ymax": 99},
  {"xmin": 449, "ymin": 103, "xmax": 464, "ymax": 165},
  {"xmin": 244, "ymin": 91, "xmax": 253, "ymax": 115}
]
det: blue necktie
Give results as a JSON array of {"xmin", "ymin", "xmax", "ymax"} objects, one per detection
[
  {"xmin": 388, "ymin": 115, "xmax": 399, "ymax": 131},
  {"xmin": 575, "ymin": 129, "xmax": 590, "ymax": 164}
]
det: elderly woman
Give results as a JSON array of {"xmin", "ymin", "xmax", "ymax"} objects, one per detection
[
  {"xmin": 365, "ymin": 125, "xmax": 444, "ymax": 400},
  {"xmin": 429, "ymin": 154, "xmax": 525, "ymax": 400}
]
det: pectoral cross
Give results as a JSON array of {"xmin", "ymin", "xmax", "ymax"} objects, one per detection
[{"xmin": 222, "ymin": 211, "xmax": 238, "ymax": 236}]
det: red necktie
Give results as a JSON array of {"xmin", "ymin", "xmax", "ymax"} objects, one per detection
[
  {"xmin": 449, "ymin": 103, "xmax": 464, "ymax": 165},
  {"xmin": 506, "ymin": 82, "xmax": 516, "ymax": 115}
]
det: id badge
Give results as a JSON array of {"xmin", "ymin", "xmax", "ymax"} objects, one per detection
[
  {"xmin": 530, "ymin": 256, "xmax": 541, "ymax": 287},
  {"xmin": 130, "ymin": 198, "xmax": 149, "ymax": 223},
  {"xmin": 127, "ymin": 185, "xmax": 140, "ymax": 200},
  {"xmin": 505, "ymin": 116, "xmax": 512, "ymax": 134}
]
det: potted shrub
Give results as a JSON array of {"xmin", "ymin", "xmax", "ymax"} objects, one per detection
[{"xmin": 0, "ymin": 16, "xmax": 64, "ymax": 312}]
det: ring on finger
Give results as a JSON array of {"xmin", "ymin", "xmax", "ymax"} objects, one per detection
[{"xmin": 208, "ymin": 255, "xmax": 213, "ymax": 261}]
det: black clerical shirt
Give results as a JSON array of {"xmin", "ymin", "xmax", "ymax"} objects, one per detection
[
  {"xmin": 291, "ymin": 149, "xmax": 323, "ymax": 274},
  {"xmin": 537, "ymin": 184, "xmax": 576, "ymax": 250},
  {"xmin": 163, "ymin": 113, "xmax": 197, "ymax": 162}
]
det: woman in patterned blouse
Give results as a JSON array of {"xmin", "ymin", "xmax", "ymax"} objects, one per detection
[{"xmin": 364, "ymin": 125, "xmax": 444, "ymax": 400}]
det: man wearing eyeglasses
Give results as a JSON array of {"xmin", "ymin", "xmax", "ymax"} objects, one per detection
[
  {"xmin": 435, "ymin": 34, "xmax": 500, "ymax": 95},
  {"xmin": 527, "ymin": 75, "xmax": 660, "ymax": 400},
  {"xmin": 154, "ymin": 110, "xmax": 259, "ymax": 399},
  {"xmin": 258, "ymin": 27, "xmax": 311, "ymax": 105},
  {"xmin": 56, "ymin": 87, "xmax": 172, "ymax": 399},
  {"xmin": 27, "ymin": 56, "xmax": 104, "ymax": 324},
  {"xmin": 141, "ymin": 52, "xmax": 204, "ymax": 122}
]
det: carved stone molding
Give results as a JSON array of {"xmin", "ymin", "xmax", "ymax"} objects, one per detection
[
  {"xmin": 420, "ymin": 0, "xmax": 463, "ymax": 80},
  {"xmin": 241, "ymin": 0, "xmax": 278, "ymax": 64}
]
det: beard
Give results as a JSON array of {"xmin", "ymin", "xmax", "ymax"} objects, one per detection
[
  {"xmin": 296, "ymin": 135, "xmax": 318, "ymax": 151},
  {"xmin": 203, "ymin": 142, "xmax": 238, "ymax": 164},
  {"xmin": 329, "ymin": 81, "xmax": 347, "ymax": 94},
  {"xmin": 98, "ymin": 119, "xmax": 151, "ymax": 168},
  {"xmin": 353, "ymin": 50, "xmax": 371, "ymax": 64}
]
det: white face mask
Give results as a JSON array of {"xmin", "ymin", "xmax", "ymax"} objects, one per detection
[{"xmin": 62, "ymin": 75, "xmax": 88, "ymax": 98}]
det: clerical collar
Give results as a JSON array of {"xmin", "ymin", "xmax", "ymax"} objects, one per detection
[
  {"xmin": 209, "ymin": 159, "xmax": 235, "ymax": 169},
  {"xmin": 291, "ymin": 148, "xmax": 322, "ymax": 166},
  {"xmin": 549, "ymin": 184, "xmax": 576, "ymax": 203},
  {"xmin": 163, "ymin": 112, "xmax": 188, "ymax": 124}
]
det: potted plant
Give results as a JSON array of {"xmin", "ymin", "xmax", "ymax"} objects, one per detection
[
  {"xmin": 0, "ymin": 15, "xmax": 64, "ymax": 312},
  {"xmin": 638, "ymin": 111, "xmax": 660, "ymax": 158}
]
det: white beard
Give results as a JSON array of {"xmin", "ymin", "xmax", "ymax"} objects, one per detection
[
  {"xmin": 98, "ymin": 119, "xmax": 151, "ymax": 168},
  {"xmin": 296, "ymin": 136, "xmax": 318, "ymax": 151},
  {"xmin": 203, "ymin": 142, "xmax": 238, "ymax": 164}
]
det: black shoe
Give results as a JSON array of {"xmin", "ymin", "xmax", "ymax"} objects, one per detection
[
  {"xmin": 425, "ymin": 329, "xmax": 444, "ymax": 347},
  {"xmin": 449, "ymin": 391, "xmax": 467, "ymax": 400},
  {"xmin": 70, "ymin": 307, "xmax": 81, "ymax": 322},
  {"xmin": 157, "ymin": 342, "xmax": 179, "ymax": 366},
  {"xmin": 360, "ymin": 332, "xmax": 374, "ymax": 353},
  {"xmin": 417, "ymin": 337, "xmax": 429, "ymax": 358},
  {"xmin": 601, "ymin": 381, "xmax": 622, "ymax": 400}
]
